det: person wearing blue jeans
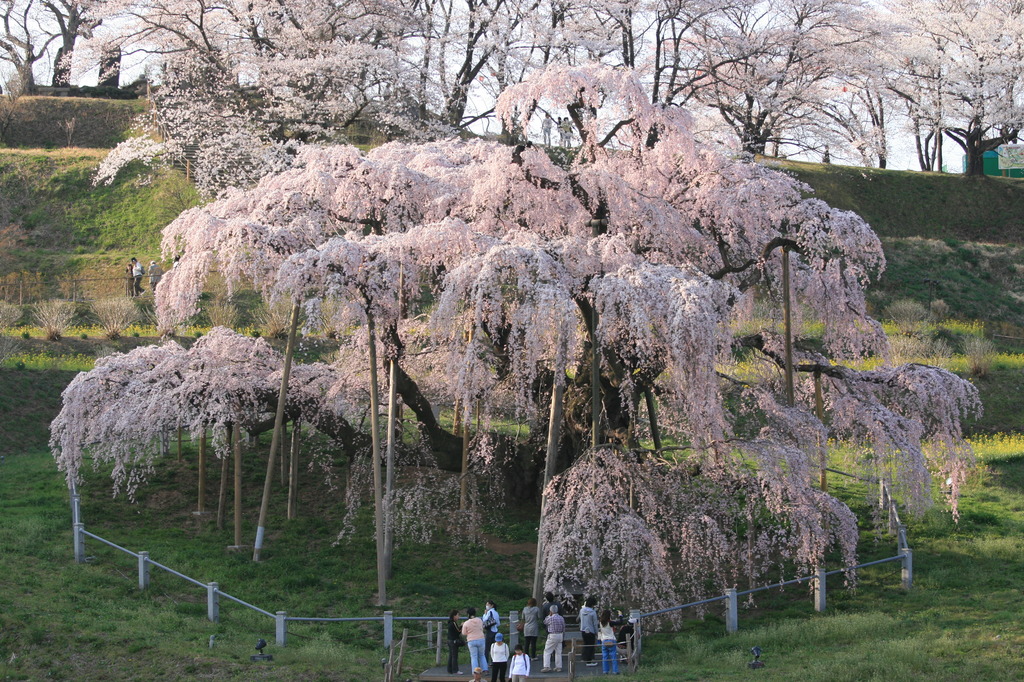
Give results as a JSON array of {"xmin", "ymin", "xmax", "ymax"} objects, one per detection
[
  {"xmin": 462, "ymin": 606, "xmax": 488, "ymax": 673},
  {"xmin": 599, "ymin": 609, "xmax": 619, "ymax": 674},
  {"xmin": 469, "ymin": 639, "xmax": 487, "ymax": 673}
]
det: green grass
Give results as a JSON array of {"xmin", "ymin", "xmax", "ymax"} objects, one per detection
[
  {"xmin": 872, "ymin": 238, "xmax": 1024, "ymax": 328},
  {"xmin": 0, "ymin": 443, "xmax": 536, "ymax": 680},
  {"xmin": 4, "ymin": 435, "xmax": 1024, "ymax": 680},
  {"xmin": 772, "ymin": 158, "xmax": 1024, "ymax": 244},
  {"xmin": 0, "ymin": 148, "xmax": 202, "ymax": 278},
  {"xmin": 765, "ymin": 159, "xmax": 1024, "ymax": 327},
  {"xmin": 631, "ymin": 444, "xmax": 1024, "ymax": 681}
]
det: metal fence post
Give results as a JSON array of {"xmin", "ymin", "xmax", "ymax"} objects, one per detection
[
  {"xmin": 71, "ymin": 492, "xmax": 81, "ymax": 527},
  {"xmin": 510, "ymin": 609, "xmax": 519, "ymax": 650},
  {"xmin": 725, "ymin": 589, "xmax": 738, "ymax": 633},
  {"xmin": 898, "ymin": 524, "xmax": 908, "ymax": 551},
  {"xmin": 435, "ymin": 620, "xmax": 442, "ymax": 666},
  {"xmin": 73, "ymin": 522, "xmax": 85, "ymax": 563},
  {"xmin": 276, "ymin": 611, "xmax": 287, "ymax": 647},
  {"xmin": 207, "ymin": 582, "xmax": 219, "ymax": 622},
  {"xmin": 138, "ymin": 551, "xmax": 150, "ymax": 590},
  {"xmin": 814, "ymin": 567, "xmax": 826, "ymax": 612},
  {"xmin": 901, "ymin": 548, "xmax": 913, "ymax": 589},
  {"xmin": 629, "ymin": 608, "xmax": 642, "ymax": 661},
  {"xmin": 384, "ymin": 611, "xmax": 394, "ymax": 648}
]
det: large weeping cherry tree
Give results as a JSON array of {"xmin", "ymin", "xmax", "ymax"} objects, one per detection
[{"xmin": 55, "ymin": 64, "xmax": 980, "ymax": 614}]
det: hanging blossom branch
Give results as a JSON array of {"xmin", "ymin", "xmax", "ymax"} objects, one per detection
[
  {"xmin": 93, "ymin": 136, "xmax": 168, "ymax": 187},
  {"xmin": 538, "ymin": 445, "xmax": 858, "ymax": 618},
  {"xmin": 50, "ymin": 328, "xmax": 357, "ymax": 499}
]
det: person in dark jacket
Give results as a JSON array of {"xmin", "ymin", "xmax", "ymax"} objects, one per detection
[{"xmin": 447, "ymin": 609, "xmax": 463, "ymax": 674}]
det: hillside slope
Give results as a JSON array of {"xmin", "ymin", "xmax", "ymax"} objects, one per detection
[
  {"xmin": 2, "ymin": 96, "xmax": 143, "ymax": 148},
  {"xmin": 0, "ymin": 149, "xmax": 200, "ymax": 277},
  {"xmin": 773, "ymin": 159, "xmax": 1024, "ymax": 243},
  {"xmin": 769, "ymin": 159, "xmax": 1024, "ymax": 326}
]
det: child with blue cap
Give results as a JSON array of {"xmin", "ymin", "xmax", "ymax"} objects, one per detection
[{"xmin": 489, "ymin": 632, "xmax": 510, "ymax": 682}]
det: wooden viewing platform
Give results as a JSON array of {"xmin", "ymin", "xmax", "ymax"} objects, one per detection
[
  {"xmin": 417, "ymin": 663, "xmax": 618, "ymax": 681},
  {"xmin": 418, "ymin": 635, "xmax": 632, "ymax": 681}
]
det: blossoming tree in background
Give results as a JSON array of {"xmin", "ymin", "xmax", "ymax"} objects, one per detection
[{"xmin": 54, "ymin": 65, "xmax": 980, "ymax": 613}]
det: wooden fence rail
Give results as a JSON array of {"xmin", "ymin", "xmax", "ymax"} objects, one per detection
[{"xmin": 68, "ymin": 472, "xmax": 912, "ymax": 675}]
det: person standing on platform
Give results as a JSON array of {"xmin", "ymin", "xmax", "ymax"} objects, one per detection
[
  {"xmin": 599, "ymin": 609, "xmax": 619, "ymax": 675},
  {"xmin": 463, "ymin": 606, "xmax": 488, "ymax": 674},
  {"xmin": 541, "ymin": 604, "xmax": 565, "ymax": 673},
  {"xmin": 521, "ymin": 597, "xmax": 540, "ymax": 660},
  {"xmin": 490, "ymin": 632, "xmax": 510, "ymax": 682},
  {"xmin": 579, "ymin": 596, "xmax": 599, "ymax": 666},
  {"xmin": 509, "ymin": 643, "xmax": 531, "ymax": 681},
  {"xmin": 483, "ymin": 600, "xmax": 500, "ymax": 662},
  {"xmin": 447, "ymin": 609, "xmax": 464, "ymax": 674}
]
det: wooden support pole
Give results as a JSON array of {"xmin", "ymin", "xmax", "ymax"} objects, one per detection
[
  {"xmin": 367, "ymin": 312, "xmax": 387, "ymax": 606},
  {"xmin": 279, "ymin": 421, "xmax": 287, "ymax": 486},
  {"xmin": 233, "ymin": 422, "xmax": 243, "ymax": 547},
  {"xmin": 533, "ymin": 377, "xmax": 564, "ymax": 599},
  {"xmin": 591, "ymin": 306, "xmax": 601, "ymax": 448},
  {"xmin": 814, "ymin": 370, "xmax": 827, "ymax": 491},
  {"xmin": 459, "ymin": 405, "xmax": 470, "ymax": 510},
  {"xmin": 782, "ymin": 247, "xmax": 795, "ymax": 407},
  {"xmin": 384, "ymin": 358, "xmax": 398, "ymax": 578},
  {"xmin": 287, "ymin": 421, "xmax": 300, "ymax": 520},
  {"xmin": 197, "ymin": 430, "xmax": 207, "ymax": 512},
  {"xmin": 253, "ymin": 303, "xmax": 300, "ymax": 561},
  {"xmin": 217, "ymin": 437, "xmax": 229, "ymax": 531}
]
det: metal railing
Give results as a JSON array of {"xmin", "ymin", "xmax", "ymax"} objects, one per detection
[
  {"xmin": 0, "ymin": 272, "xmax": 153, "ymax": 305},
  {"xmin": 628, "ymin": 473, "xmax": 913, "ymax": 667},
  {"xmin": 69, "ymin": 470, "xmax": 913, "ymax": 672},
  {"xmin": 70, "ymin": 486, "xmax": 438, "ymax": 650}
]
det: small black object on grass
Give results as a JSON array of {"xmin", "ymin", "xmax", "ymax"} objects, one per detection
[
  {"xmin": 748, "ymin": 646, "xmax": 764, "ymax": 669},
  {"xmin": 251, "ymin": 638, "xmax": 273, "ymax": 662}
]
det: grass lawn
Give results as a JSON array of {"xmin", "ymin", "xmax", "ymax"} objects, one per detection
[{"xmin": 1, "ymin": 432, "xmax": 1023, "ymax": 680}]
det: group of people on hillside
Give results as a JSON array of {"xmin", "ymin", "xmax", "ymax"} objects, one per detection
[
  {"xmin": 124, "ymin": 256, "xmax": 174, "ymax": 297},
  {"xmin": 446, "ymin": 593, "xmax": 635, "ymax": 679},
  {"xmin": 541, "ymin": 114, "xmax": 574, "ymax": 148}
]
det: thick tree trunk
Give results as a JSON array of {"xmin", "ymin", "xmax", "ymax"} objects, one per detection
[{"xmin": 946, "ymin": 120, "xmax": 1018, "ymax": 177}]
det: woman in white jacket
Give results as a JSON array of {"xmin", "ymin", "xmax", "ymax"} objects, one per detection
[{"xmin": 508, "ymin": 643, "xmax": 531, "ymax": 681}]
